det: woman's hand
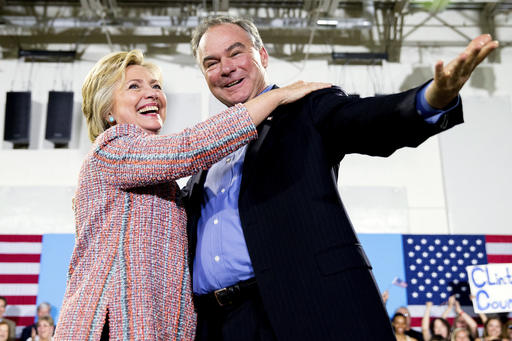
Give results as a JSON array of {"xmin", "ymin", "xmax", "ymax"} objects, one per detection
[
  {"xmin": 273, "ymin": 80, "xmax": 332, "ymax": 105},
  {"xmin": 244, "ymin": 81, "xmax": 331, "ymax": 126}
]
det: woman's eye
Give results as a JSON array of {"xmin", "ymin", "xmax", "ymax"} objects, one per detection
[
  {"xmin": 128, "ymin": 83, "xmax": 139, "ymax": 89},
  {"xmin": 152, "ymin": 84, "xmax": 162, "ymax": 90}
]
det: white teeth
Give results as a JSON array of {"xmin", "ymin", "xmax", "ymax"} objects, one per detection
[
  {"xmin": 226, "ymin": 79, "xmax": 241, "ymax": 88},
  {"xmin": 138, "ymin": 105, "xmax": 158, "ymax": 114}
]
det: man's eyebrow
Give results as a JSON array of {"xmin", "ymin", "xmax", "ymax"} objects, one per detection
[
  {"xmin": 202, "ymin": 42, "xmax": 247, "ymax": 65},
  {"xmin": 226, "ymin": 42, "xmax": 245, "ymax": 52}
]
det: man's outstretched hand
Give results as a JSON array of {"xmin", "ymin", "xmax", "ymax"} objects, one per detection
[{"xmin": 425, "ymin": 34, "xmax": 499, "ymax": 109}]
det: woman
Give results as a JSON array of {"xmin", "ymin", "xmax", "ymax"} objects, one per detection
[
  {"xmin": 392, "ymin": 313, "xmax": 418, "ymax": 341},
  {"xmin": 451, "ymin": 328, "xmax": 473, "ymax": 341},
  {"xmin": 27, "ymin": 316, "xmax": 54, "ymax": 341},
  {"xmin": 0, "ymin": 321, "xmax": 9, "ymax": 341},
  {"xmin": 476, "ymin": 317, "xmax": 510, "ymax": 341},
  {"xmin": 422, "ymin": 302, "xmax": 451, "ymax": 340},
  {"xmin": 53, "ymin": 50, "xmax": 328, "ymax": 341}
]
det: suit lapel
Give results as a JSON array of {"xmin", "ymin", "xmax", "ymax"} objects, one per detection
[
  {"xmin": 243, "ymin": 84, "xmax": 279, "ymax": 168},
  {"xmin": 245, "ymin": 116, "xmax": 273, "ymax": 159},
  {"xmin": 187, "ymin": 169, "xmax": 207, "ymax": 199},
  {"xmin": 241, "ymin": 109, "xmax": 277, "ymax": 196},
  {"xmin": 185, "ymin": 169, "xmax": 207, "ymax": 235}
]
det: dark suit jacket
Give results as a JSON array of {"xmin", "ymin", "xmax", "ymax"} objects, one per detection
[{"xmin": 184, "ymin": 84, "xmax": 463, "ymax": 340}]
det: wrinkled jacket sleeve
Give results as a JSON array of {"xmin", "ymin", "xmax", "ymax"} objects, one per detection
[
  {"xmin": 91, "ymin": 103, "xmax": 257, "ymax": 188},
  {"xmin": 305, "ymin": 84, "xmax": 463, "ymax": 163}
]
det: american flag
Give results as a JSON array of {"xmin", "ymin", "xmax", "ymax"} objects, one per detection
[
  {"xmin": 402, "ymin": 234, "xmax": 512, "ymax": 327},
  {"xmin": 392, "ymin": 277, "xmax": 408, "ymax": 288},
  {"xmin": 0, "ymin": 235, "xmax": 42, "ymax": 338}
]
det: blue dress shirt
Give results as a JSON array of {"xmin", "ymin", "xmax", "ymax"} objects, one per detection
[{"xmin": 193, "ymin": 82, "xmax": 458, "ymax": 294}]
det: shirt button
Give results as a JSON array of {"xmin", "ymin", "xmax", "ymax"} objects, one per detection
[
  {"xmin": 221, "ymin": 188, "xmax": 226, "ymax": 193},
  {"xmin": 214, "ymin": 256, "xmax": 220, "ymax": 262},
  {"xmin": 226, "ymin": 157, "xmax": 231, "ymax": 163},
  {"xmin": 213, "ymin": 219, "xmax": 219, "ymax": 225}
]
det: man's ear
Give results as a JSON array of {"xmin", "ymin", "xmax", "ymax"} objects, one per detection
[{"xmin": 259, "ymin": 46, "xmax": 269, "ymax": 68}]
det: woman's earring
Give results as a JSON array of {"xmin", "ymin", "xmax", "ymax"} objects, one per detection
[{"xmin": 108, "ymin": 115, "xmax": 115, "ymax": 123}]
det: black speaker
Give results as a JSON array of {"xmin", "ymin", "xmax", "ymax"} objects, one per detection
[
  {"xmin": 45, "ymin": 91, "xmax": 74, "ymax": 145},
  {"xmin": 4, "ymin": 91, "xmax": 31, "ymax": 145}
]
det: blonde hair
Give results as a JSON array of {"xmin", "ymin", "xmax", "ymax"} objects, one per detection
[
  {"xmin": 36, "ymin": 315, "xmax": 54, "ymax": 328},
  {"xmin": 0, "ymin": 321, "xmax": 10, "ymax": 337},
  {"xmin": 82, "ymin": 50, "xmax": 162, "ymax": 142}
]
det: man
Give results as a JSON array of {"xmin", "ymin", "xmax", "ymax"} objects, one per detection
[
  {"xmin": 183, "ymin": 15, "xmax": 498, "ymax": 341},
  {"xmin": 0, "ymin": 297, "xmax": 16, "ymax": 341},
  {"xmin": 20, "ymin": 302, "xmax": 52, "ymax": 341}
]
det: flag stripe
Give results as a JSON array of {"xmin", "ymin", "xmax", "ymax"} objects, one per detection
[
  {"xmin": 0, "ymin": 242, "xmax": 42, "ymax": 254},
  {"xmin": 0, "ymin": 274, "xmax": 39, "ymax": 283},
  {"xmin": 3, "ymin": 316, "xmax": 36, "ymax": 326},
  {"xmin": 407, "ymin": 304, "xmax": 474, "ymax": 316},
  {"xmin": 485, "ymin": 235, "xmax": 512, "ymax": 243},
  {"xmin": 410, "ymin": 317, "xmax": 423, "ymax": 327},
  {"xmin": 408, "ymin": 304, "xmax": 478, "ymax": 328},
  {"xmin": 0, "ymin": 254, "xmax": 41, "ymax": 262},
  {"xmin": 485, "ymin": 242, "xmax": 512, "ymax": 255},
  {"xmin": 0, "ymin": 283, "xmax": 39, "ymax": 295},
  {"xmin": 0, "ymin": 234, "xmax": 42, "ymax": 339},
  {"xmin": 486, "ymin": 254, "xmax": 512, "ymax": 263},
  {"xmin": 0, "ymin": 235, "xmax": 42, "ymax": 243},
  {"xmin": 0, "ymin": 263, "xmax": 40, "ymax": 274},
  {"xmin": 1, "ymin": 296, "xmax": 37, "ymax": 305},
  {"xmin": 5, "ymin": 304, "xmax": 37, "ymax": 317}
]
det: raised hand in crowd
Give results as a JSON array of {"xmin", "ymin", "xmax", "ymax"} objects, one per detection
[
  {"xmin": 423, "ymin": 301, "xmax": 452, "ymax": 341},
  {"xmin": 441, "ymin": 295, "xmax": 477, "ymax": 338}
]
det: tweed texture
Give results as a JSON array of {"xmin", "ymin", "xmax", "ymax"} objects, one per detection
[{"xmin": 55, "ymin": 104, "xmax": 256, "ymax": 341}]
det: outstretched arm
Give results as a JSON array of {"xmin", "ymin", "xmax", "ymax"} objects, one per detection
[
  {"xmin": 422, "ymin": 302, "xmax": 433, "ymax": 341},
  {"xmin": 441, "ymin": 295, "xmax": 455, "ymax": 319},
  {"xmin": 455, "ymin": 299, "xmax": 478, "ymax": 338},
  {"xmin": 425, "ymin": 34, "xmax": 498, "ymax": 109},
  {"xmin": 94, "ymin": 81, "xmax": 331, "ymax": 188}
]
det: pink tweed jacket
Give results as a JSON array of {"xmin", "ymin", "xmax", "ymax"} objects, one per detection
[{"xmin": 55, "ymin": 104, "xmax": 256, "ymax": 341}]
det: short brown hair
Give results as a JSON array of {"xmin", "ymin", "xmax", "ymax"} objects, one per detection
[
  {"xmin": 81, "ymin": 50, "xmax": 162, "ymax": 142},
  {"xmin": 190, "ymin": 15, "xmax": 263, "ymax": 59}
]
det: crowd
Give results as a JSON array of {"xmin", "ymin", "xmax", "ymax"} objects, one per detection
[
  {"xmin": 0, "ymin": 297, "xmax": 55, "ymax": 341},
  {"xmin": 4, "ymin": 291, "xmax": 511, "ymax": 341},
  {"xmin": 388, "ymin": 295, "xmax": 512, "ymax": 341}
]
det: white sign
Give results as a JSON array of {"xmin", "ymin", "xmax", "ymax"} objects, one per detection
[{"xmin": 466, "ymin": 263, "xmax": 512, "ymax": 313}]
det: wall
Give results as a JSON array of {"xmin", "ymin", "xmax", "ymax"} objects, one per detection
[{"xmin": 0, "ymin": 43, "xmax": 511, "ymax": 236}]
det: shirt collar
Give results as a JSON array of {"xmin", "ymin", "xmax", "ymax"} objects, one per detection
[{"xmin": 257, "ymin": 84, "xmax": 275, "ymax": 96}]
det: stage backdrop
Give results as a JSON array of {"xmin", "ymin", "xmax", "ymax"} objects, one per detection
[{"xmin": 1, "ymin": 233, "xmax": 511, "ymax": 338}]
